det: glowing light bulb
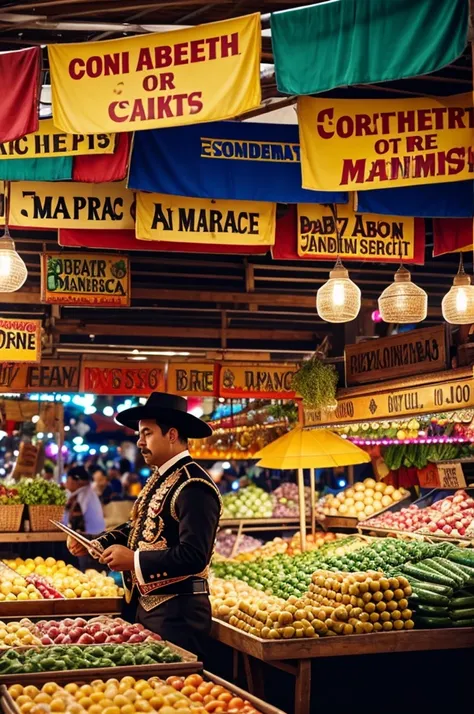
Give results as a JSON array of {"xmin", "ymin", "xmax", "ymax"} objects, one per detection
[
  {"xmin": 332, "ymin": 281, "xmax": 345, "ymax": 306},
  {"xmin": 455, "ymin": 288, "xmax": 468, "ymax": 313},
  {"xmin": 0, "ymin": 253, "xmax": 11, "ymax": 277}
]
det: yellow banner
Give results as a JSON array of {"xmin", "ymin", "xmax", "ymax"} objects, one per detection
[
  {"xmin": 9, "ymin": 181, "xmax": 135, "ymax": 230},
  {"xmin": 298, "ymin": 201, "xmax": 415, "ymax": 261},
  {"xmin": 41, "ymin": 252, "xmax": 130, "ymax": 307},
  {"xmin": 136, "ymin": 192, "xmax": 275, "ymax": 246},
  {"xmin": 305, "ymin": 378, "xmax": 474, "ymax": 426},
  {"xmin": 220, "ymin": 363, "xmax": 298, "ymax": 399},
  {"xmin": 0, "ymin": 119, "xmax": 115, "ymax": 159},
  {"xmin": 168, "ymin": 363, "xmax": 218, "ymax": 397},
  {"xmin": 298, "ymin": 92, "xmax": 474, "ymax": 191},
  {"xmin": 48, "ymin": 15, "xmax": 261, "ymax": 135},
  {"xmin": 0, "ymin": 317, "xmax": 42, "ymax": 363}
]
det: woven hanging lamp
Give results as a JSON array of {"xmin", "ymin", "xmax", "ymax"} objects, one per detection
[
  {"xmin": 0, "ymin": 226, "xmax": 27, "ymax": 292},
  {"xmin": 442, "ymin": 255, "xmax": 474, "ymax": 324},
  {"xmin": 378, "ymin": 265, "xmax": 427, "ymax": 323},
  {"xmin": 316, "ymin": 257, "xmax": 361, "ymax": 323}
]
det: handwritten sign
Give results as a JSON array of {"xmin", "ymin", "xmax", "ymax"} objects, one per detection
[
  {"xmin": 0, "ymin": 360, "xmax": 80, "ymax": 393},
  {"xmin": 345, "ymin": 325, "xmax": 448, "ymax": 386},
  {"xmin": 41, "ymin": 252, "xmax": 130, "ymax": 307},
  {"xmin": 219, "ymin": 363, "xmax": 297, "ymax": 399},
  {"xmin": 0, "ymin": 119, "xmax": 115, "ymax": 159},
  {"xmin": 298, "ymin": 92, "xmax": 474, "ymax": 191},
  {"xmin": 48, "ymin": 15, "xmax": 261, "ymax": 134},
  {"xmin": 168, "ymin": 362, "xmax": 218, "ymax": 397},
  {"xmin": 305, "ymin": 378, "xmax": 474, "ymax": 426},
  {"xmin": 0, "ymin": 318, "xmax": 41, "ymax": 363},
  {"xmin": 437, "ymin": 462, "xmax": 466, "ymax": 489},
  {"xmin": 80, "ymin": 361, "xmax": 165, "ymax": 395}
]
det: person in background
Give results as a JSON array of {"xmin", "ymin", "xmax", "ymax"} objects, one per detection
[
  {"xmin": 64, "ymin": 465, "xmax": 106, "ymax": 572},
  {"xmin": 92, "ymin": 467, "xmax": 113, "ymax": 506},
  {"xmin": 41, "ymin": 464, "xmax": 55, "ymax": 482},
  {"xmin": 122, "ymin": 472, "xmax": 142, "ymax": 499},
  {"xmin": 107, "ymin": 466, "xmax": 124, "ymax": 499}
]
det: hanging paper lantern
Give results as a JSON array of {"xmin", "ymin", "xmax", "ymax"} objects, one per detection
[
  {"xmin": 378, "ymin": 266, "xmax": 427, "ymax": 323},
  {"xmin": 316, "ymin": 258, "xmax": 361, "ymax": 323},
  {"xmin": 442, "ymin": 258, "xmax": 474, "ymax": 324},
  {"xmin": 0, "ymin": 227, "xmax": 28, "ymax": 292}
]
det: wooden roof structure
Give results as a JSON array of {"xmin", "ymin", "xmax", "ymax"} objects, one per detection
[{"xmin": 0, "ymin": 1, "xmax": 471, "ymax": 363}]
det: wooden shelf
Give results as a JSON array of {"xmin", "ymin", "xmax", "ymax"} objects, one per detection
[
  {"xmin": 0, "ymin": 532, "xmax": 67, "ymax": 543},
  {"xmin": 220, "ymin": 517, "xmax": 308, "ymax": 528},
  {"xmin": 0, "ymin": 598, "xmax": 122, "ymax": 619}
]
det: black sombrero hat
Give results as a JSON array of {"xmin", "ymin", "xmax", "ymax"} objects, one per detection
[{"xmin": 115, "ymin": 392, "xmax": 212, "ymax": 439}]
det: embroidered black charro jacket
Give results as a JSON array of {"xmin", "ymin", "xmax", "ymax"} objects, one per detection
[{"xmin": 91, "ymin": 454, "xmax": 222, "ymax": 612}]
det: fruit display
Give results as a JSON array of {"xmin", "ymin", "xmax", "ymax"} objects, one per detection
[
  {"xmin": 339, "ymin": 411, "xmax": 474, "ymax": 442},
  {"xmin": 34, "ymin": 616, "xmax": 162, "ymax": 646},
  {"xmin": 210, "ymin": 577, "xmax": 285, "ymax": 622},
  {"xmin": 286, "ymin": 531, "xmax": 337, "ymax": 556},
  {"xmin": 0, "ymin": 619, "xmax": 42, "ymax": 648},
  {"xmin": 0, "ymin": 484, "xmax": 22, "ymax": 505},
  {"xmin": 222, "ymin": 485, "xmax": 274, "ymax": 519},
  {"xmin": 8, "ymin": 674, "xmax": 265, "ymax": 714},
  {"xmin": 17, "ymin": 478, "xmax": 67, "ymax": 506},
  {"xmin": 365, "ymin": 489, "xmax": 474, "ymax": 539},
  {"xmin": 319, "ymin": 479, "xmax": 409, "ymax": 521},
  {"xmin": 0, "ymin": 562, "xmax": 42, "ymax": 602},
  {"xmin": 0, "ymin": 642, "xmax": 181, "ymax": 674},
  {"xmin": 226, "ymin": 538, "xmax": 289, "ymax": 563},
  {"xmin": 271, "ymin": 483, "xmax": 312, "ymax": 518},
  {"xmin": 3, "ymin": 557, "xmax": 123, "ymax": 599},
  {"xmin": 215, "ymin": 532, "xmax": 263, "ymax": 559},
  {"xmin": 166, "ymin": 674, "xmax": 263, "ymax": 713},
  {"xmin": 383, "ymin": 442, "xmax": 466, "ymax": 470}
]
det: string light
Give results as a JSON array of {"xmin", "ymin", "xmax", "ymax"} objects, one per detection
[
  {"xmin": 442, "ymin": 255, "xmax": 474, "ymax": 324},
  {"xmin": 378, "ymin": 265, "xmax": 427, "ymax": 323},
  {"xmin": 316, "ymin": 258, "xmax": 361, "ymax": 323},
  {"xmin": 0, "ymin": 226, "xmax": 27, "ymax": 292}
]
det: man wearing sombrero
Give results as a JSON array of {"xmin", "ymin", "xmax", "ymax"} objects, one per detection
[{"xmin": 68, "ymin": 392, "xmax": 222, "ymax": 659}]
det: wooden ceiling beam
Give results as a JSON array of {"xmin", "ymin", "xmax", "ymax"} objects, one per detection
[{"xmin": 0, "ymin": 0, "xmax": 224, "ymax": 14}]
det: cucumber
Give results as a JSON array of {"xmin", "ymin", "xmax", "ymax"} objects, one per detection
[
  {"xmin": 402, "ymin": 579, "xmax": 453, "ymax": 597},
  {"xmin": 434, "ymin": 557, "xmax": 470, "ymax": 584},
  {"xmin": 422, "ymin": 560, "xmax": 463, "ymax": 586},
  {"xmin": 452, "ymin": 618, "xmax": 474, "ymax": 627},
  {"xmin": 414, "ymin": 603, "xmax": 449, "ymax": 616},
  {"xmin": 410, "ymin": 588, "xmax": 450, "ymax": 606},
  {"xmin": 415, "ymin": 615, "xmax": 452, "ymax": 628},
  {"xmin": 447, "ymin": 550, "xmax": 474, "ymax": 568},
  {"xmin": 450, "ymin": 562, "xmax": 474, "ymax": 578},
  {"xmin": 450, "ymin": 595, "xmax": 474, "ymax": 608},
  {"xmin": 403, "ymin": 563, "xmax": 455, "ymax": 587},
  {"xmin": 450, "ymin": 607, "xmax": 474, "ymax": 620}
]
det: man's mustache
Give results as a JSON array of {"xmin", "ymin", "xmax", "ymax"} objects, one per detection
[{"xmin": 141, "ymin": 449, "xmax": 152, "ymax": 455}]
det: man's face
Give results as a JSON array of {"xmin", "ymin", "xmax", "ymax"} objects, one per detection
[
  {"xmin": 137, "ymin": 419, "xmax": 177, "ymax": 467},
  {"xmin": 66, "ymin": 476, "xmax": 79, "ymax": 493}
]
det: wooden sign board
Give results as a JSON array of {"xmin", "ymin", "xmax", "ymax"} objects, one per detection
[
  {"xmin": 345, "ymin": 325, "xmax": 448, "ymax": 387},
  {"xmin": 418, "ymin": 462, "xmax": 466, "ymax": 489},
  {"xmin": 168, "ymin": 363, "xmax": 219, "ymax": 397},
  {"xmin": 0, "ymin": 318, "xmax": 41, "ymax": 363},
  {"xmin": 0, "ymin": 360, "xmax": 80, "ymax": 392},
  {"xmin": 12, "ymin": 442, "xmax": 39, "ymax": 479},
  {"xmin": 41, "ymin": 252, "xmax": 130, "ymax": 307},
  {"xmin": 305, "ymin": 377, "xmax": 474, "ymax": 426},
  {"xmin": 219, "ymin": 363, "xmax": 297, "ymax": 399},
  {"xmin": 80, "ymin": 361, "xmax": 166, "ymax": 395}
]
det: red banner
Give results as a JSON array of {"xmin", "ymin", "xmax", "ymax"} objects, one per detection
[
  {"xmin": 433, "ymin": 218, "xmax": 471, "ymax": 257},
  {"xmin": 0, "ymin": 48, "xmax": 40, "ymax": 142},
  {"xmin": 72, "ymin": 133, "xmax": 131, "ymax": 183}
]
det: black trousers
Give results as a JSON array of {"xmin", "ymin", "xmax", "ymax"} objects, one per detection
[{"xmin": 136, "ymin": 594, "xmax": 212, "ymax": 663}]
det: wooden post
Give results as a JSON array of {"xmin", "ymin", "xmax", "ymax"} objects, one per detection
[
  {"xmin": 347, "ymin": 465, "xmax": 354, "ymax": 486},
  {"xmin": 297, "ymin": 468, "xmax": 307, "ymax": 551},
  {"xmin": 309, "ymin": 468, "xmax": 316, "ymax": 539}
]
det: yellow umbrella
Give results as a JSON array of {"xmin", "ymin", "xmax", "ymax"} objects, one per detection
[
  {"xmin": 255, "ymin": 426, "xmax": 371, "ymax": 470},
  {"xmin": 255, "ymin": 426, "xmax": 371, "ymax": 550}
]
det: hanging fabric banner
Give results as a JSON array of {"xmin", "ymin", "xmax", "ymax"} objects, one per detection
[
  {"xmin": 0, "ymin": 157, "xmax": 73, "ymax": 182},
  {"xmin": 0, "ymin": 119, "xmax": 115, "ymax": 159},
  {"xmin": 128, "ymin": 121, "xmax": 346, "ymax": 204},
  {"xmin": 0, "ymin": 48, "xmax": 40, "ymax": 143},
  {"xmin": 73, "ymin": 133, "xmax": 131, "ymax": 183},
  {"xmin": 357, "ymin": 180, "xmax": 474, "ymax": 218},
  {"xmin": 136, "ymin": 192, "xmax": 276, "ymax": 246},
  {"xmin": 48, "ymin": 14, "xmax": 261, "ymax": 135},
  {"xmin": 80, "ymin": 360, "xmax": 166, "ymax": 395},
  {"xmin": 297, "ymin": 201, "xmax": 423, "ymax": 263},
  {"xmin": 0, "ymin": 360, "xmax": 80, "ymax": 393},
  {"xmin": 58, "ymin": 227, "xmax": 269, "ymax": 255},
  {"xmin": 219, "ymin": 363, "xmax": 298, "ymax": 399},
  {"xmin": 298, "ymin": 92, "xmax": 474, "ymax": 192},
  {"xmin": 9, "ymin": 181, "xmax": 135, "ymax": 230},
  {"xmin": 432, "ymin": 218, "xmax": 471, "ymax": 256},
  {"xmin": 271, "ymin": 0, "xmax": 468, "ymax": 96},
  {"xmin": 168, "ymin": 362, "xmax": 218, "ymax": 397},
  {"xmin": 0, "ymin": 318, "xmax": 42, "ymax": 363},
  {"xmin": 41, "ymin": 252, "xmax": 130, "ymax": 307}
]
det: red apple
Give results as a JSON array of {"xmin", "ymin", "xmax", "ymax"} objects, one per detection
[
  {"xmin": 108, "ymin": 634, "xmax": 124, "ymax": 643},
  {"xmin": 48, "ymin": 627, "xmax": 60, "ymax": 639},
  {"xmin": 88, "ymin": 623, "xmax": 102, "ymax": 634},
  {"xmin": 78, "ymin": 633, "xmax": 95, "ymax": 644},
  {"xmin": 74, "ymin": 618, "xmax": 87, "ymax": 627},
  {"xmin": 63, "ymin": 618, "xmax": 74, "ymax": 627},
  {"xmin": 41, "ymin": 636, "xmax": 53, "ymax": 645},
  {"xmin": 113, "ymin": 625, "xmax": 124, "ymax": 635},
  {"xmin": 93, "ymin": 631, "xmax": 107, "ymax": 643},
  {"xmin": 129, "ymin": 633, "xmax": 147, "ymax": 643},
  {"xmin": 55, "ymin": 634, "xmax": 66, "ymax": 644},
  {"xmin": 442, "ymin": 524, "xmax": 452, "ymax": 534},
  {"xmin": 69, "ymin": 628, "xmax": 83, "ymax": 642}
]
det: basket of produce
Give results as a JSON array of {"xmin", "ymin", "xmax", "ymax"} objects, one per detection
[
  {"xmin": 317, "ymin": 478, "xmax": 410, "ymax": 528},
  {"xmin": 18, "ymin": 480, "xmax": 66, "ymax": 532},
  {"xmin": 0, "ymin": 485, "xmax": 24, "ymax": 533}
]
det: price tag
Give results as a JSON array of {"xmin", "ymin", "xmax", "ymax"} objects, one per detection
[
  {"xmin": 437, "ymin": 462, "xmax": 466, "ymax": 489},
  {"xmin": 417, "ymin": 463, "xmax": 440, "ymax": 489}
]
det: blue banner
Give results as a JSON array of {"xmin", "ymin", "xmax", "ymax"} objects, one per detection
[
  {"xmin": 128, "ymin": 121, "xmax": 347, "ymax": 204},
  {"xmin": 358, "ymin": 181, "xmax": 474, "ymax": 218}
]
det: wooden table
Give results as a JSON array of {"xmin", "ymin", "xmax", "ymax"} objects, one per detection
[
  {"xmin": 212, "ymin": 619, "xmax": 474, "ymax": 714},
  {"xmin": 0, "ymin": 532, "xmax": 67, "ymax": 543}
]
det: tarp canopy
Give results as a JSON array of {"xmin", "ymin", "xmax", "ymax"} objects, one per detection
[
  {"xmin": 271, "ymin": 0, "xmax": 468, "ymax": 95},
  {"xmin": 255, "ymin": 426, "xmax": 371, "ymax": 469}
]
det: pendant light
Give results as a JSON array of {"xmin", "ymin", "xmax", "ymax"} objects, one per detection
[
  {"xmin": 378, "ymin": 265, "xmax": 427, "ymax": 324},
  {"xmin": 442, "ymin": 255, "xmax": 474, "ymax": 324},
  {"xmin": 316, "ymin": 257, "xmax": 361, "ymax": 323},
  {"xmin": 0, "ymin": 226, "xmax": 27, "ymax": 292}
]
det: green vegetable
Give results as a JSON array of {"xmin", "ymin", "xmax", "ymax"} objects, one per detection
[
  {"xmin": 433, "ymin": 557, "xmax": 470, "ymax": 584},
  {"xmin": 415, "ymin": 615, "xmax": 452, "ymax": 628},
  {"xmin": 449, "ymin": 596, "xmax": 474, "ymax": 608},
  {"xmin": 405, "ymin": 579, "xmax": 453, "ymax": 597},
  {"xmin": 403, "ymin": 563, "xmax": 455, "ymax": 587},
  {"xmin": 413, "ymin": 603, "xmax": 449, "ymax": 616},
  {"xmin": 450, "ymin": 607, "xmax": 474, "ymax": 620},
  {"xmin": 291, "ymin": 355, "xmax": 338, "ymax": 409},
  {"xmin": 422, "ymin": 559, "xmax": 464, "ymax": 586},
  {"xmin": 410, "ymin": 588, "xmax": 450, "ymax": 606},
  {"xmin": 451, "ymin": 618, "xmax": 474, "ymax": 627},
  {"xmin": 448, "ymin": 549, "xmax": 474, "ymax": 568},
  {"xmin": 18, "ymin": 478, "xmax": 67, "ymax": 506}
]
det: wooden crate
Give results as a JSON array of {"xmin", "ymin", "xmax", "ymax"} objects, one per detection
[{"xmin": 0, "ymin": 597, "xmax": 122, "ymax": 620}]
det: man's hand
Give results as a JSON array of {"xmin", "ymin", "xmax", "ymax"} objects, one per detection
[
  {"xmin": 101, "ymin": 545, "xmax": 135, "ymax": 572},
  {"xmin": 67, "ymin": 535, "xmax": 87, "ymax": 557}
]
